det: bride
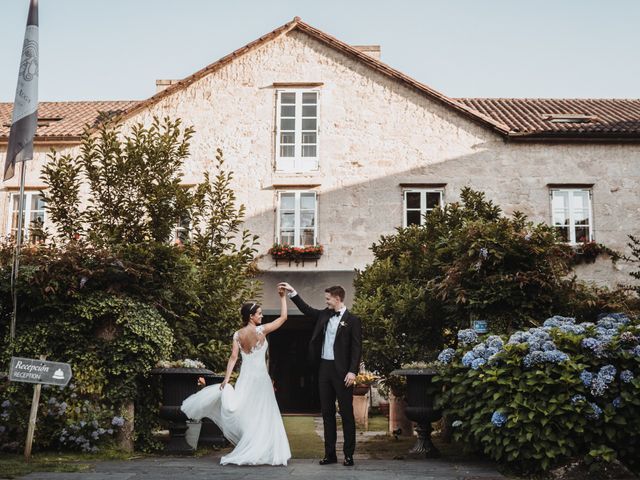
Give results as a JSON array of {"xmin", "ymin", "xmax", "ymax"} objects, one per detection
[{"xmin": 181, "ymin": 288, "xmax": 291, "ymax": 466}]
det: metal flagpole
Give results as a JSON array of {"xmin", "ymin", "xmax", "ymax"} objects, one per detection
[{"xmin": 10, "ymin": 160, "xmax": 28, "ymax": 340}]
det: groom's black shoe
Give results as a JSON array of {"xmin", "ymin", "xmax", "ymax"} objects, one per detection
[
  {"xmin": 319, "ymin": 456, "xmax": 338, "ymax": 465},
  {"xmin": 343, "ymin": 456, "xmax": 354, "ymax": 466}
]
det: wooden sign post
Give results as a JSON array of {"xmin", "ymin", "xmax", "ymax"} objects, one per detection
[{"xmin": 8, "ymin": 356, "xmax": 73, "ymax": 461}]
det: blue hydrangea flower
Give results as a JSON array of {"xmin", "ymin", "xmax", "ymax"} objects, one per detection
[
  {"xmin": 523, "ymin": 349, "xmax": 568, "ymax": 367},
  {"xmin": 613, "ymin": 397, "xmax": 623, "ymax": 409},
  {"xmin": 507, "ymin": 331, "xmax": 531, "ymax": 345},
  {"xmin": 571, "ymin": 394, "xmax": 586, "ymax": 405},
  {"xmin": 471, "ymin": 358, "xmax": 487, "ymax": 370},
  {"xmin": 632, "ymin": 346, "xmax": 640, "ymax": 357},
  {"xmin": 461, "ymin": 351, "xmax": 475, "ymax": 367},
  {"xmin": 458, "ymin": 329, "xmax": 479, "ymax": 346},
  {"xmin": 486, "ymin": 335, "xmax": 504, "ymax": 350},
  {"xmin": 580, "ymin": 370, "xmax": 593, "ymax": 388},
  {"xmin": 491, "ymin": 411, "xmax": 508, "ymax": 427},
  {"xmin": 589, "ymin": 365, "xmax": 617, "ymax": 397},
  {"xmin": 582, "ymin": 337, "xmax": 604, "ymax": 355},
  {"xmin": 437, "ymin": 348, "xmax": 455, "ymax": 365},
  {"xmin": 542, "ymin": 341, "xmax": 557, "ymax": 351},
  {"xmin": 620, "ymin": 370, "xmax": 634, "ymax": 383},
  {"xmin": 588, "ymin": 402, "xmax": 603, "ymax": 420},
  {"xmin": 111, "ymin": 416, "xmax": 125, "ymax": 427},
  {"xmin": 479, "ymin": 247, "xmax": 489, "ymax": 259},
  {"xmin": 523, "ymin": 351, "xmax": 544, "ymax": 368},
  {"xmin": 1, "ymin": 400, "xmax": 10, "ymax": 409},
  {"xmin": 600, "ymin": 365, "xmax": 616, "ymax": 382},
  {"xmin": 543, "ymin": 316, "xmax": 576, "ymax": 328},
  {"xmin": 542, "ymin": 350, "xmax": 569, "ymax": 363}
]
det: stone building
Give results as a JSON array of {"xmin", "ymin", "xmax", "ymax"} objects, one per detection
[{"xmin": 2, "ymin": 17, "xmax": 639, "ymax": 411}]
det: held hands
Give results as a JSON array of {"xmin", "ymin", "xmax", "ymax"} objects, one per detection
[
  {"xmin": 278, "ymin": 286, "xmax": 286, "ymax": 297},
  {"xmin": 277, "ymin": 282, "xmax": 294, "ymax": 293},
  {"xmin": 344, "ymin": 372, "xmax": 356, "ymax": 387}
]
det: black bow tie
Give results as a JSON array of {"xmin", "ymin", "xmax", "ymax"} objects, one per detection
[{"xmin": 330, "ymin": 309, "xmax": 341, "ymax": 317}]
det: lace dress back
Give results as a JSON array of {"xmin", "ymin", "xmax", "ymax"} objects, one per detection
[{"xmin": 181, "ymin": 324, "xmax": 290, "ymax": 466}]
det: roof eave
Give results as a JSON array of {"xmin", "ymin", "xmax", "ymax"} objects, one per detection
[{"xmin": 506, "ymin": 131, "xmax": 640, "ymax": 143}]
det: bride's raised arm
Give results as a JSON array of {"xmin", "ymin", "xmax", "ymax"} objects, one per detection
[{"xmin": 262, "ymin": 288, "xmax": 288, "ymax": 335}]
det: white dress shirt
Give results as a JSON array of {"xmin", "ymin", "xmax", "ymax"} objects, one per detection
[
  {"xmin": 288, "ymin": 291, "xmax": 348, "ymax": 363},
  {"xmin": 321, "ymin": 306, "xmax": 346, "ymax": 360}
]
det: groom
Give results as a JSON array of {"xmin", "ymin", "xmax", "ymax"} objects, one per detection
[{"xmin": 278, "ymin": 282, "xmax": 362, "ymax": 467}]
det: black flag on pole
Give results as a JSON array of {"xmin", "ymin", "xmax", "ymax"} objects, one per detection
[{"xmin": 4, "ymin": 0, "xmax": 39, "ymax": 181}]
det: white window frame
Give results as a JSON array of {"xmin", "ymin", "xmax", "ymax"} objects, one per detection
[
  {"xmin": 7, "ymin": 191, "xmax": 46, "ymax": 242},
  {"xmin": 550, "ymin": 188, "xmax": 594, "ymax": 244},
  {"xmin": 276, "ymin": 190, "xmax": 318, "ymax": 247},
  {"xmin": 402, "ymin": 189, "xmax": 444, "ymax": 227},
  {"xmin": 170, "ymin": 216, "xmax": 191, "ymax": 245},
  {"xmin": 275, "ymin": 89, "xmax": 319, "ymax": 172}
]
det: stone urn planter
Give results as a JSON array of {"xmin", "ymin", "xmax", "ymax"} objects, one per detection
[
  {"xmin": 391, "ymin": 368, "xmax": 442, "ymax": 458},
  {"xmin": 150, "ymin": 366, "xmax": 214, "ymax": 454}
]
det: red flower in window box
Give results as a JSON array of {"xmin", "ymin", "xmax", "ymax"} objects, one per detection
[{"xmin": 269, "ymin": 243, "xmax": 323, "ymax": 265}]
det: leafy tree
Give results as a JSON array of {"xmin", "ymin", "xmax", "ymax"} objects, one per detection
[{"xmin": 42, "ymin": 117, "xmax": 194, "ymax": 245}]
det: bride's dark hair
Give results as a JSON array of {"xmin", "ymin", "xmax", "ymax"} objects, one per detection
[{"xmin": 240, "ymin": 302, "xmax": 261, "ymax": 325}]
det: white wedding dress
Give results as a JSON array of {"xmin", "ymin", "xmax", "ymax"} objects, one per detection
[{"xmin": 180, "ymin": 325, "xmax": 291, "ymax": 465}]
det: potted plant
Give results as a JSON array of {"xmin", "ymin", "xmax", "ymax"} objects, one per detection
[
  {"xmin": 353, "ymin": 371, "xmax": 376, "ymax": 396},
  {"xmin": 268, "ymin": 243, "xmax": 323, "ymax": 266}
]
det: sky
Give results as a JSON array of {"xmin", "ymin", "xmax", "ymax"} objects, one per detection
[{"xmin": 1, "ymin": 0, "xmax": 639, "ymax": 102}]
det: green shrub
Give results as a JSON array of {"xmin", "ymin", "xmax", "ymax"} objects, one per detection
[
  {"xmin": 352, "ymin": 188, "xmax": 630, "ymax": 384},
  {"xmin": 0, "ymin": 293, "xmax": 172, "ymax": 452},
  {"xmin": 435, "ymin": 313, "xmax": 640, "ymax": 473}
]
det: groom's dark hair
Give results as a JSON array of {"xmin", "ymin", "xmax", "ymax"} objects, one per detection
[{"xmin": 324, "ymin": 285, "xmax": 345, "ymax": 301}]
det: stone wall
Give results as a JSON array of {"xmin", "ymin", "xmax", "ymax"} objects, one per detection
[{"xmin": 1, "ymin": 29, "xmax": 638, "ymax": 288}]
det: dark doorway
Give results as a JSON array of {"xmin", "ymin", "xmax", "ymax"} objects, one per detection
[{"xmin": 266, "ymin": 315, "xmax": 320, "ymax": 413}]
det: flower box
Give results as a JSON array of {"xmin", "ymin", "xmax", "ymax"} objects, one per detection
[{"xmin": 269, "ymin": 244, "xmax": 323, "ymax": 266}]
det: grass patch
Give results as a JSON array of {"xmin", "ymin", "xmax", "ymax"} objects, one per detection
[
  {"xmin": 283, "ymin": 416, "xmax": 324, "ymax": 459},
  {"xmin": 0, "ymin": 448, "xmax": 136, "ymax": 479},
  {"xmin": 366, "ymin": 415, "xmax": 388, "ymax": 432}
]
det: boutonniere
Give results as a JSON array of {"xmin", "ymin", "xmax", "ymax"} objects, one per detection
[{"xmin": 339, "ymin": 320, "xmax": 347, "ymax": 328}]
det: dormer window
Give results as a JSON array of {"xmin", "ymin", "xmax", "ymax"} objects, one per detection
[{"xmin": 541, "ymin": 114, "xmax": 597, "ymax": 124}]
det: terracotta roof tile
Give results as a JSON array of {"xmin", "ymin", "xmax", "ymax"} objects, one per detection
[
  {"xmin": 455, "ymin": 98, "xmax": 640, "ymax": 139},
  {"xmin": 0, "ymin": 101, "xmax": 138, "ymax": 141}
]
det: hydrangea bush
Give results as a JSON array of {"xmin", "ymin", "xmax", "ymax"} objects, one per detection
[
  {"xmin": 0, "ymin": 381, "xmax": 123, "ymax": 453},
  {"xmin": 435, "ymin": 314, "xmax": 640, "ymax": 473}
]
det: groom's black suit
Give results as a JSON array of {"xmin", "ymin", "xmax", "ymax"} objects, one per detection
[{"xmin": 291, "ymin": 294, "xmax": 362, "ymax": 459}]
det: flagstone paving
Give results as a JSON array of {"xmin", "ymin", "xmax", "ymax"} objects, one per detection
[
  {"xmin": 11, "ymin": 456, "xmax": 506, "ymax": 480},
  {"xmin": 6, "ymin": 417, "xmax": 505, "ymax": 479}
]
